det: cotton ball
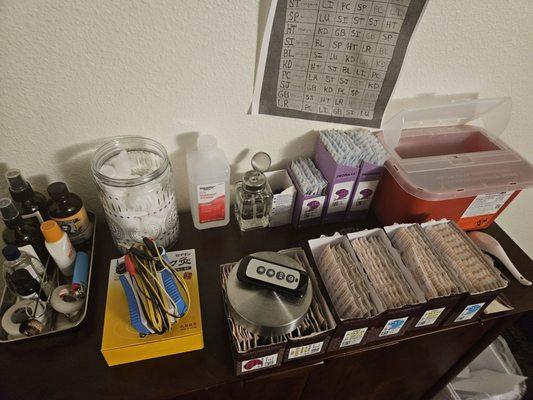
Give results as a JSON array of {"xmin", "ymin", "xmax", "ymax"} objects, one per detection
[
  {"xmin": 99, "ymin": 164, "xmax": 117, "ymax": 178},
  {"xmin": 109, "ymin": 150, "xmax": 133, "ymax": 178}
]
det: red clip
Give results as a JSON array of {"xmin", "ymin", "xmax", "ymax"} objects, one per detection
[{"xmin": 124, "ymin": 254, "xmax": 136, "ymax": 276}]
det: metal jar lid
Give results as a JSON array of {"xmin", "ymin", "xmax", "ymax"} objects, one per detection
[
  {"xmin": 226, "ymin": 251, "xmax": 312, "ymax": 337},
  {"xmin": 243, "ymin": 170, "xmax": 267, "ymax": 192}
]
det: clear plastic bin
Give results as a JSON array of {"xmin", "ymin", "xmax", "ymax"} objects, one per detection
[{"xmin": 373, "ymin": 98, "xmax": 533, "ymax": 230}]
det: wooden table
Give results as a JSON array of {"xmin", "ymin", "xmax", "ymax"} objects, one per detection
[{"xmin": 1, "ymin": 213, "xmax": 532, "ymax": 400}]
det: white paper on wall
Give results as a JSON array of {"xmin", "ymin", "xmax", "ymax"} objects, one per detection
[{"xmin": 252, "ymin": 0, "xmax": 427, "ymax": 128}]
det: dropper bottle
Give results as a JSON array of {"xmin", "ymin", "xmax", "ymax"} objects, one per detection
[
  {"xmin": 0, "ymin": 198, "xmax": 47, "ymax": 263},
  {"xmin": 5, "ymin": 169, "xmax": 49, "ymax": 225}
]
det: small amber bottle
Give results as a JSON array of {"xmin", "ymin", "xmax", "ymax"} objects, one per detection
[{"xmin": 47, "ymin": 182, "xmax": 92, "ymax": 245}]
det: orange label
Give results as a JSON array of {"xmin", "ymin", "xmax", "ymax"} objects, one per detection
[
  {"xmin": 459, "ymin": 191, "xmax": 515, "ymax": 230},
  {"xmin": 458, "ymin": 214, "xmax": 495, "ymax": 230},
  {"xmin": 52, "ymin": 207, "xmax": 92, "ymax": 243}
]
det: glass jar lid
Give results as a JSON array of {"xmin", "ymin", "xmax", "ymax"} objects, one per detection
[{"xmin": 243, "ymin": 170, "xmax": 266, "ymax": 192}]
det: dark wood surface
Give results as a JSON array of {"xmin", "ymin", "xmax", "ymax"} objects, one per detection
[{"xmin": 1, "ymin": 213, "xmax": 532, "ymax": 400}]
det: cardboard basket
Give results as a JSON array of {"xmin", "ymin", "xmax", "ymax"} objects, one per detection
[
  {"xmin": 220, "ymin": 263, "xmax": 286, "ymax": 376},
  {"xmin": 421, "ymin": 220, "xmax": 509, "ymax": 327},
  {"xmin": 220, "ymin": 248, "xmax": 336, "ymax": 374},
  {"xmin": 383, "ymin": 223, "xmax": 468, "ymax": 332},
  {"xmin": 346, "ymin": 229, "xmax": 427, "ymax": 340},
  {"xmin": 280, "ymin": 248, "xmax": 336, "ymax": 362},
  {"xmin": 306, "ymin": 234, "xmax": 385, "ymax": 352}
]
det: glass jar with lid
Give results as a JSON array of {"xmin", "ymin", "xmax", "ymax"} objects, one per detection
[
  {"xmin": 91, "ymin": 136, "xmax": 179, "ymax": 252},
  {"xmin": 234, "ymin": 152, "xmax": 273, "ymax": 231}
]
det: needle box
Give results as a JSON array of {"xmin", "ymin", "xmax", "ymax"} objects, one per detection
[
  {"xmin": 373, "ymin": 98, "xmax": 533, "ymax": 230},
  {"xmin": 346, "ymin": 158, "xmax": 385, "ymax": 220},
  {"xmin": 101, "ymin": 249, "xmax": 204, "ymax": 366},
  {"xmin": 313, "ymin": 135, "xmax": 360, "ymax": 223},
  {"xmin": 264, "ymin": 170, "xmax": 296, "ymax": 227},
  {"xmin": 288, "ymin": 164, "xmax": 327, "ymax": 228}
]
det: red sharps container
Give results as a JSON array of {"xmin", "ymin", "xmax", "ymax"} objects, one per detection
[{"xmin": 373, "ymin": 98, "xmax": 533, "ymax": 230}]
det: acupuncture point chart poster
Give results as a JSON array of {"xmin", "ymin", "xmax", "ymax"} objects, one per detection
[{"xmin": 252, "ymin": 0, "xmax": 427, "ymax": 128}]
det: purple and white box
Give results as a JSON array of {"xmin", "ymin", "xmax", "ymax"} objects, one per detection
[
  {"xmin": 287, "ymin": 167, "xmax": 326, "ymax": 228},
  {"xmin": 346, "ymin": 161, "xmax": 384, "ymax": 220},
  {"xmin": 313, "ymin": 137, "xmax": 360, "ymax": 223}
]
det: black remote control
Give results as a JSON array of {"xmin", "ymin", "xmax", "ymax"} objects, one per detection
[{"xmin": 236, "ymin": 255, "xmax": 309, "ymax": 298}]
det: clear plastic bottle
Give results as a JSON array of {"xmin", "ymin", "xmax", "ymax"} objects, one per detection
[
  {"xmin": 2, "ymin": 245, "xmax": 48, "ymax": 300},
  {"xmin": 186, "ymin": 135, "xmax": 230, "ymax": 230}
]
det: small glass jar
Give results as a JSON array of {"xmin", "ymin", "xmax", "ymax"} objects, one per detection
[
  {"xmin": 91, "ymin": 136, "xmax": 179, "ymax": 252},
  {"xmin": 234, "ymin": 170, "xmax": 273, "ymax": 231}
]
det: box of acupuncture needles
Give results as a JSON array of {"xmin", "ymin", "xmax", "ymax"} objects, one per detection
[{"xmin": 101, "ymin": 249, "xmax": 204, "ymax": 366}]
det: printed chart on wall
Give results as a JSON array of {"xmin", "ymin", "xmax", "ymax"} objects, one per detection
[{"xmin": 252, "ymin": 0, "xmax": 427, "ymax": 128}]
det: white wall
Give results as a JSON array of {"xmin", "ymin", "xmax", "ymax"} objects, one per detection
[{"xmin": 1, "ymin": 1, "xmax": 532, "ymax": 257}]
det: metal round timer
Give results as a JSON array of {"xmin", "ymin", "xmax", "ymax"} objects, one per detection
[{"xmin": 225, "ymin": 251, "xmax": 312, "ymax": 337}]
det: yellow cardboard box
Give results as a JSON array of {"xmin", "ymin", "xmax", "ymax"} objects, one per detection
[{"xmin": 101, "ymin": 249, "xmax": 203, "ymax": 366}]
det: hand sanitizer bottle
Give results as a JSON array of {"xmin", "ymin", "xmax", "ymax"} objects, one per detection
[{"xmin": 187, "ymin": 135, "xmax": 230, "ymax": 230}]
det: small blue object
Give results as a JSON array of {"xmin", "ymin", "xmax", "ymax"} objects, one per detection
[
  {"xmin": 72, "ymin": 252, "xmax": 89, "ymax": 287},
  {"xmin": 119, "ymin": 275, "xmax": 151, "ymax": 336},
  {"xmin": 161, "ymin": 270, "xmax": 187, "ymax": 315}
]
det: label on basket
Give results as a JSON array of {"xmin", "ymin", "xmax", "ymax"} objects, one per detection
[
  {"xmin": 241, "ymin": 354, "xmax": 278, "ymax": 373},
  {"xmin": 350, "ymin": 180, "xmax": 380, "ymax": 212},
  {"xmin": 340, "ymin": 327, "xmax": 368, "ymax": 347},
  {"xmin": 379, "ymin": 317, "xmax": 408, "ymax": 337},
  {"xmin": 460, "ymin": 191, "xmax": 514, "ymax": 229},
  {"xmin": 415, "ymin": 308, "xmax": 445, "ymax": 327},
  {"xmin": 300, "ymin": 196, "xmax": 325, "ymax": 221},
  {"xmin": 327, "ymin": 181, "xmax": 354, "ymax": 214},
  {"xmin": 454, "ymin": 303, "xmax": 485, "ymax": 322},
  {"xmin": 288, "ymin": 341, "xmax": 324, "ymax": 359}
]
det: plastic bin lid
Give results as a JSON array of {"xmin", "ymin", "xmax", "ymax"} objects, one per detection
[
  {"xmin": 379, "ymin": 98, "xmax": 533, "ymax": 200},
  {"xmin": 382, "ymin": 98, "xmax": 512, "ymax": 149}
]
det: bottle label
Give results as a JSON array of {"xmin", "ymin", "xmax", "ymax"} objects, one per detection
[
  {"xmin": 52, "ymin": 207, "xmax": 92, "ymax": 244},
  {"xmin": 21, "ymin": 210, "xmax": 44, "ymax": 226},
  {"xmin": 197, "ymin": 183, "xmax": 226, "ymax": 223},
  {"xmin": 18, "ymin": 244, "xmax": 40, "ymax": 262}
]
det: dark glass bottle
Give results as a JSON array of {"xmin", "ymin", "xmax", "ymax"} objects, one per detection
[
  {"xmin": 47, "ymin": 182, "xmax": 92, "ymax": 245},
  {"xmin": 0, "ymin": 198, "xmax": 48, "ymax": 263},
  {"xmin": 5, "ymin": 169, "xmax": 49, "ymax": 226}
]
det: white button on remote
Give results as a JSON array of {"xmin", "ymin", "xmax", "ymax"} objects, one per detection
[{"xmin": 245, "ymin": 258, "xmax": 300, "ymax": 290}]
